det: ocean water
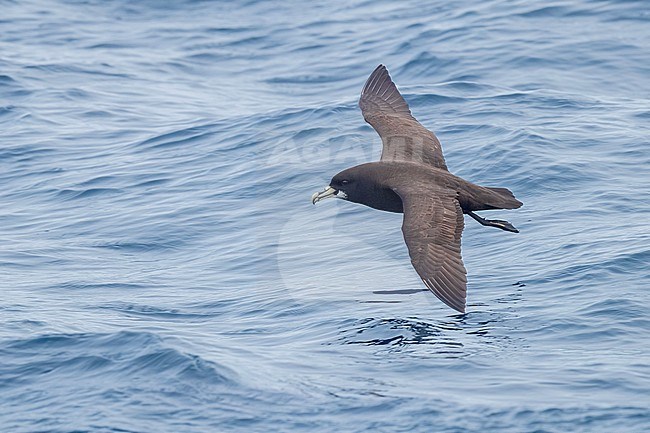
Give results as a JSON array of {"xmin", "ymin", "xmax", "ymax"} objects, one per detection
[{"xmin": 1, "ymin": 0, "xmax": 649, "ymax": 431}]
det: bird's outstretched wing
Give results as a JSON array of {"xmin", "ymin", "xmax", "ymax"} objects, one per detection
[
  {"xmin": 393, "ymin": 185, "xmax": 467, "ymax": 312},
  {"xmin": 359, "ymin": 65, "xmax": 448, "ymax": 170}
]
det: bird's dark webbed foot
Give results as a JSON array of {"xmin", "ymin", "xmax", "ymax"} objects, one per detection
[{"xmin": 467, "ymin": 211, "xmax": 519, "ymax": 233}]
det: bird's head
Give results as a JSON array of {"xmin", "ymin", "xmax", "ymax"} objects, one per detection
[
  {"xmin": 311, "ymin": 167, "xmax": 364, "ymax": 205},
  {"xmin": 311, "ymin": 163, "xmax": 404, "ymax": 214}
]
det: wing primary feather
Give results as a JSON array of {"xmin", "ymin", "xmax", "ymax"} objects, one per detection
[
  {"xmin": 358, "ymin": 65, "xmax": 448, "ymax": 170},
  {"xmin": 394, "ymin": 186, "xmax": 467, "ymax": 313}
]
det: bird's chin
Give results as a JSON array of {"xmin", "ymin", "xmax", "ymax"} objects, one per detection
[{"xmin": 312, "ymin": 186, "xmax": 346, "ymax": 204}]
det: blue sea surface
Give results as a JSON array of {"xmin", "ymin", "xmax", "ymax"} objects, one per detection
[{"xmin": 1, "ymin": 0, "xmax": 649, "ymax": 432}]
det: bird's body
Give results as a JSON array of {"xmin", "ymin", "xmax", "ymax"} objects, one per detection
[
  {"xmin": 312, "ymin": 65, "xmax": 522, "ymax": 313},
  {"xmin": 330, "ymin": 161, "xmax": 521, "ymax": 214}
]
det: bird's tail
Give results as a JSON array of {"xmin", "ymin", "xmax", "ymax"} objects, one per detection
[{"xmin": 484, "ymin": 187, "xmax": 523, "ymax": 209}]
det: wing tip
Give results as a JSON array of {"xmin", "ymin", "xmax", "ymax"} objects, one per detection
[
  {"xmin": 422, "ymin": 278, "xmax": 467, "ymax": 314},
  {"xmin": 363, "ymin": 64, "xmax": 391, "ymax": 94},
  {"xmin": 360, "ymin": 64, "xmax": 414, "ymax": 119}
]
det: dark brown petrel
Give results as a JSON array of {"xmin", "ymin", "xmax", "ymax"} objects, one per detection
[{"xmin": 312, "ymin": 65, "xmax": 522, "ymax": 313}]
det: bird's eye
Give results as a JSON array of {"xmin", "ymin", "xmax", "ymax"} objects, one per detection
[{"xmin": 341, "ymin": 179, "xmax": 350, "ymax": 185}]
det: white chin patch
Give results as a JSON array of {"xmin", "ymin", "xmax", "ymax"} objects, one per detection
[{"xmin": 338, "ymin": 191, "xmax": 348, "ymax": 200}]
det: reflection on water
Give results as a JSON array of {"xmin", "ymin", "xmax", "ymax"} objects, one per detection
[{"xmin": 334, "ymin": 313, "xmax": 513, "ymax": 359}]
